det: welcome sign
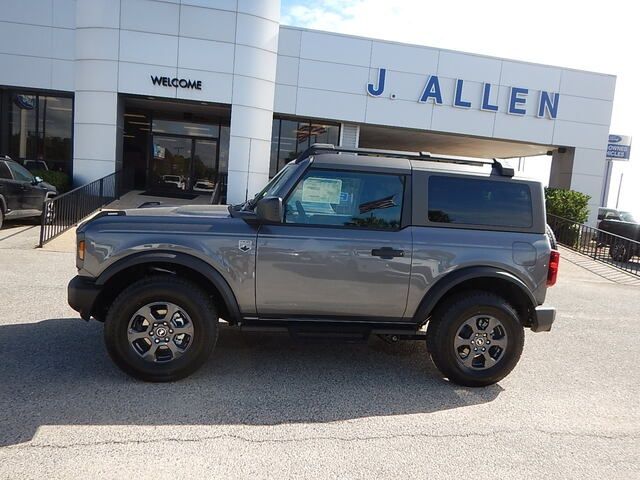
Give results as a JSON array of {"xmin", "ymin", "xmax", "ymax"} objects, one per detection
[
  {"xmin": 151, "ymin": 75, "xmax": 202, "ymax": 90},
  {"xmin": 366, "ymin": 68, "xmax": 560, "ymax": 119}
]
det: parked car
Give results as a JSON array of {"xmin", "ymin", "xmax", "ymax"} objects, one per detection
[
  {"xmin": 0, "ymin": 156, "xmax": 58, "ymax": 229},
  {"xmin": 598, "ymin": 207, "xmax": 620, "ymax": 221},
  {"xmin": 68, "ymin": 144, "xmax": 558, "ymax": 387},
  {"xmin": 161, "ymin": 175, "xmax": 186, "ymax": 190},
  {"xmin": 192, "ymin": 179, "xmax": 216, "ymax": 193},
  {"xmin": 23, "ymin": 159, "xmax": 49, "ymax": 172},
  {"xmin": 598, "ymin": 211, "xmax": 640, "ymax": 262}
]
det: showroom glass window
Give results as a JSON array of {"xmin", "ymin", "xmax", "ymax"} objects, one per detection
[
  {"xmin": 1, "ymin": 90, "xmax": 73, "ymax": 176},
  {"xmin": 284, "ymin": 168, "xmax": 404, "ymax": 230},
  {"xmin": 269, "ymin": 117, "xmax": 340, "ymax": 177}
]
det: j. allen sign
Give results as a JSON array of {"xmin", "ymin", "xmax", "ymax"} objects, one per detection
[{"xmin": 367, "ymin": 68, "xmax": 560, "ymax": 119}]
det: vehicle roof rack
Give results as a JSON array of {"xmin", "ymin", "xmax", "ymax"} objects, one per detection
[{"xmin": 295, "ymin": 144, "xmax": 515, "ymax": 177}]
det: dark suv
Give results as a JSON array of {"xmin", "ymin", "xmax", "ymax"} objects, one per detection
[
  {"xmin": 68, "ymin": 145, "xmax": 558, "ymax": 387},
  {"xmin": 0, "ymin": 156, "xmax": 57, "ymax": 229}
]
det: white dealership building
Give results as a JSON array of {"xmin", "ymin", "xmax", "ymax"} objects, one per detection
[{"xmin": 0, "ymin": 0, "xmax": 616, "ymax": 222}]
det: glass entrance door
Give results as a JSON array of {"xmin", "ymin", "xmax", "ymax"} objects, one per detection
[
  {"xmin": 149, "ymin": 134, "xmax": 219, "ymax": 194},
  {"xmin": 192, "ymin": 139, "xmax": 218, "ymax": 193},
  {"xmin": 150, "ymin": 135, "xmax": 192, "ymax": 192}
]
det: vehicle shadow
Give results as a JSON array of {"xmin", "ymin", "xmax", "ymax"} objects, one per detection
[{"xmin": 0, "ymin": 318, "xmax": 503, "ymax": 446}]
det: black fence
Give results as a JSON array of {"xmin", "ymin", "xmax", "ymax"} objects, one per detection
[
  {"xmin": 39, "ymin": 170, "xmax": 128, "ymax": 247},
  {"xmin": 547, "ymin": 214, "xmax": 640, "ymax": 277}
]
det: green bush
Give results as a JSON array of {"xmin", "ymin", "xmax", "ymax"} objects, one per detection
[
  {"xmin": 32, "ymin": 170, "xmax": 71, "ymax": 193},
  {"xmin": 544, "ymin": 188, "xmax": 590, "ymax": 224}
]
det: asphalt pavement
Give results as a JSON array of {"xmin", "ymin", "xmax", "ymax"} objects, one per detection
[{"xmin": 0, "ymin": 245, "xmax": 638, "ymax": 479}]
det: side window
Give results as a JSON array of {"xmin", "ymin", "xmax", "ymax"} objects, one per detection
[
  {"xmin": 428, "ymin": 175, "xmax": 533, "ymax": 228},
  {"xmin": 285, "ymin": 169, "xmax": 404, "ymax": 230},
  {"xmin": 0, "ymin": 162, "xmax": 11, "ymax": 180},
  {"xmin": 7, "ymin": 162, "xmax": 33, "ymax": 182}
]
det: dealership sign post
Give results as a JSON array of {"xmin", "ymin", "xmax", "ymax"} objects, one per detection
[{"xmin": 602, "ymin": 134, "xmax": 632, "ymax": 208}]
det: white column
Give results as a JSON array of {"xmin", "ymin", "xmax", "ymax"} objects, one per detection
[
  {"xmin": 570, "ymin": 147, "xmax": 607, "ymax": 225},
  {"xmin": 226, "ymin": 0, "xmax": 281, "ymax": 203},
  {"xmin": 549, "ymin": 148, "xmax": 574, "ymax": 190},
  {"xmin": 549, "ymin": 147, "xmax": 607, "ymax": 225},
  {"xmin": 72, "ymin": 0, "xmax": 121, "ymax": 185},
  {"xmin": 339, "ymin": 123, "xmax": 360, "ymax": 148}
]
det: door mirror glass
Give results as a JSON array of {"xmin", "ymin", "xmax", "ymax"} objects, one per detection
[{"xmin": 255, "ymin": 196, "xmax": 284, "ymax": 223}]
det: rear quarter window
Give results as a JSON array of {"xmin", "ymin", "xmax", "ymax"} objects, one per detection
[
  {"xmin": 0, "ymin": 162, "xmax": 11, "ymax": 179},
  {"xmin": 428, "ymin": 175, "xmax": 533, "ymax": 228}
]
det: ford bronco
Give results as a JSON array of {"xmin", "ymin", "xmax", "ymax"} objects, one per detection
[{"xmin": 68, "ymin": 145, "xmax": 558, "ymax": 387}]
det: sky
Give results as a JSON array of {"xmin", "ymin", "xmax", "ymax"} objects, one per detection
[{"xmin": 280, "ymin": 0, "xmax": 640, "ymax": 213}]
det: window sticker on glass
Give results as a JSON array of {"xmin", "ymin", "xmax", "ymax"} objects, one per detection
[{"xmin": 301, "ymin": 177, "xmax": 342, "ymax": 204}]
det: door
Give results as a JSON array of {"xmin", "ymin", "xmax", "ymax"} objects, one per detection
[
  {"xmin": 149, "ymin": 135, "xmax": 192, "ymax": 192},
  {"xmin": 6, "ymin": 161, "xmax": 43, "ymax": 212},
  {"xmin": 0, "ymin": 161, "xmax": 22, "ymax": 212},
  {"xmin": 256, "ymin": 167, "xmax": 412, "ymax": 320},
  {"xmin": 192, "ymin": 139, "xmax": 218, "ymax": 193}
]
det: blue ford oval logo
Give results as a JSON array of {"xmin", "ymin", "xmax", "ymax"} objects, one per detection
[{"xmin": 609, "ymin": 135, "xmax": 622, "ymax": 143}]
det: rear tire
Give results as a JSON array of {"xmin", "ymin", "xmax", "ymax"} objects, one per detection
[
  {"xmin": 426, "ymin": 291, "xmax": 524, "ymax": 387},
  {"xmin": 104, "ymin": 276, "xmax": 218, "ymax": 382},
  {"xmin": 0, "ymin": 208, "xmax": 3, "ymax": 229}
]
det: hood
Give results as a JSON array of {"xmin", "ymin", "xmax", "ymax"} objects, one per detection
[
  {"xmin": 124, "ymin": 204, "xmax": 231, "ymax": 218},
  {"xmin": 39, "ymin": 181, "xmax": 58, "ymax": 194}
]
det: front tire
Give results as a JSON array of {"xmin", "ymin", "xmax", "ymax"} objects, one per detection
[
  {"xmin": 104, "ymin": 276, "xmax": 218, "ymax": 382},
  {"xmin": 609, "ymin": 241, "xmax": 632, "ymax": 262},
  {"xmin": 426, "ymin": 291, "xmax": 524, "ymax": 387}
]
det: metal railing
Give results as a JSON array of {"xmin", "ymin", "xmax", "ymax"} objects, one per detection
[
  {"xmin": 547, "ymin": 214, "xmax": 640, "ymax": 277},
  {"xmin": 39, "ymin": 170, "xmax": 128, "ymax": 247}
]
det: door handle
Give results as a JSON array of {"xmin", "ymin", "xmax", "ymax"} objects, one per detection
[{"xmin": 371, "ymin": 247, "xmax": 404, "ymax": 259}]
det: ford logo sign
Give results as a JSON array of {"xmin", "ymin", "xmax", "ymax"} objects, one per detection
[{"xmin": 609, "ymin": 135, "xmax": 622, "ymax": 143}]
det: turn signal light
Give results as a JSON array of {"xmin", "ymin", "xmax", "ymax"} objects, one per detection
[
  {"xmin": 547, "ymin": 250, "xmax": 560, "ymax": 287},
  {"xmin": 78, "ymin": 240, "xmax": 85, "ymax": 261}
]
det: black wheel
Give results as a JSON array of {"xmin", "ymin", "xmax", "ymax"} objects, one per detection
[
  {"xmin": 426, "ymin": 291, "xmax": 524, "ymax": 387},
  {"xmin": 546, "ymin": 223, "xmax": 557, "ymax": 250},
  {"xmin": 41, "ymin": 201, "xmax": 55, "ymax": 225},
  {"xmin": 609, "ymin": 241, "xmax": 632, "ymax": 262},
  {"xmin": 104, "ymin": 276, "xmax": 218, "ymax": 382}
]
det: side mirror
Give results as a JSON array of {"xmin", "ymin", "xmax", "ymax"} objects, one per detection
[
  {"xmin": 255, "ymin": 196, "xmax": 283, "ymax": 223},
  {"xmin": 33, "ymin": 176, "xmax": 43, "ymax": 185}
]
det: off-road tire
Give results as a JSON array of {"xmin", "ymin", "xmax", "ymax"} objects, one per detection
[
  {"xmin": 546, "ymin": 223, "xmax": 557, "ymax": 250},
  {"xmin": 426, "ymin": 291, "xmax": 525, "ymax": 387},
  {"xmin": 609, "ymin": 241, "xmax": 632, "ymax": 262},
  {"xmin": 104, "ymin": 275, "xmax": 218, "ymax": 382}
]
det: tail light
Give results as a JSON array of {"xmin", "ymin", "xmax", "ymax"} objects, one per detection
[{"xmin": 547, "ymin": 250, "xmax": 560, "ymax": 286}]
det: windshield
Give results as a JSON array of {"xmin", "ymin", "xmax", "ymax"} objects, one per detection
[
  {"xmin": 619, "ymin": 212, "xmax": 636, "ymax": 223},
  {"xmin": 242, "ymin": 162, "xmax": 299, "ymax": 210},
  {"xmin": 8, "ymin": 161, "xmax": 34, "ymax": 182}
]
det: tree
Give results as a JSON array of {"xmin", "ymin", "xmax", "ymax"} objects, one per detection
[{"xmin": 544, "ymin": 188, "xmax": 590, "ymax": 224}]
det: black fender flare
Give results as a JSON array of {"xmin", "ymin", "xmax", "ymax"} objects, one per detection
[
  {"xmin": 96, "ymin": 250, "xmax": 242, "ymax": 323},
  {"xmin": 412, "ymin": 266, "xmax": 537, "ymax": 323}
]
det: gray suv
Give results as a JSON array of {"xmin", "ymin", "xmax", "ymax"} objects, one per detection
[{"xmin": 68, "ymin": 145, "xmax": 558, "ymax": 387}]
